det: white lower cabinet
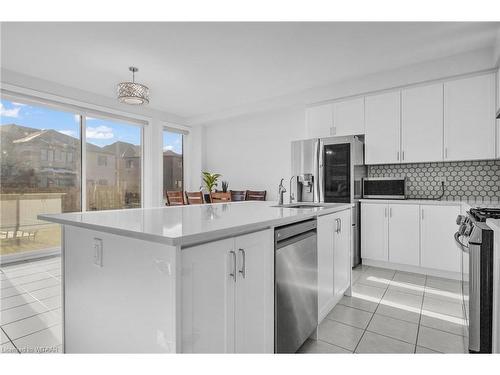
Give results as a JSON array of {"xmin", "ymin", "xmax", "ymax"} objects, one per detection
[
  {"xmin": 334, "ymin": 209, "xmax": 351, "ymax": 297},
  {"xmin": 361, "ymin": 202, "xmax": 461, "ymax": 275},
  {"xmin": 388, "ymin": 204, "xmax": 420, "ymax": 266},
  {"xmin": 181, "ymin": 229, "xmax": 273, "ymax": 353},
  {"xmin": 361, "ymin": 203, "xmax": 388, "ymax": 262},
  {"xmin": 317, "ymin": 209, "xmax": 351, "ymax": 322},
  {"xmin": 420, "ymin": 205, "xmax": 461, "ymax": 273}
]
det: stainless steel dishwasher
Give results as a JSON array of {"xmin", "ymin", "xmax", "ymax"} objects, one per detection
[{"xmin": 275, "ymin": 219, "xmax": 318, "ymax": 353}]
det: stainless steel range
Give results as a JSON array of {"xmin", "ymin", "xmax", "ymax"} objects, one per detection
[{"xmin": 455, "ymin": 207, "xmax": 498, "ymax": 353}]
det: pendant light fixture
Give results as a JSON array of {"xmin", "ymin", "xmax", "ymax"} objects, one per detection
[{"xmin": 117, "ymin": 67, "xmax": 150, "ymax": 105}]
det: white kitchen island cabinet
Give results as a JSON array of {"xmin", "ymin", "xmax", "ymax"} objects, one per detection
[
  {"xmin": 317, "ymin": 209, "xmax": 352, "ymax": 323},
  {"xmin": 182, "ymin": 229, "xmax": 274, "ymax": 353},
  {"xmin": 40, "ymin": 201, "xmax": 353, "ymax": 353}
]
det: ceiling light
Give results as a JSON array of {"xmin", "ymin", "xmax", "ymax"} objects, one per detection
[{"xmin": 117, "ymin": 67, "xmax": 150, "ymax": 105}]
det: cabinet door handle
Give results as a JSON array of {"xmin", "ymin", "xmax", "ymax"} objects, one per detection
[
  {"xmin": 389, "ymin": 207, "xmax": 393, "ymax": 218},
  {"xmin": 238, "ymin": 248, "xmax": 246, "ymax": 279},
  {"xmin": 402, "ymin": 150, "xmax": 405, "ymax": 161},
  {"xmin": 229, "ymin": 250, "xmax": 237, "ymax": 282},
  {"xmin": 444, "ymin": 147, "xmax": 448, "ymax": 159},
  {"xmin": 397, "ymin": 151, "xmax": 400, "ymax": 161},
  {"xmin": 421, "ymin": 208, "xmax": 424, "ymax": 220},
  {"xmin": 339, "ymin": 218, "xmax": 342, "ymax": 233},
  {"xmin": 384, "ymin": 207, "xmax": 388, "ymax": 218}
]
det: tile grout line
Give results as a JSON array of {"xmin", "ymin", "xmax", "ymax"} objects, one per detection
[
  {"xmin": 1, "ymin": 326, "xmax": 20, "ymax": 354},
  {"xmin": 413, "ymin": 274, "xmax": 427, "ymax": 353},
  {"xmin": 7, "ymin": 322, "xmax": 62, "ymax": 344},
  {"xmin": 0, "ymin": 305, "xmax": 62, "ymax": 327},
  {"xmin": 352, "ymin": 269, "xmax": 396, "ymax": 353}
]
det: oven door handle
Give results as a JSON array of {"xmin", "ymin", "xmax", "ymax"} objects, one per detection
[{"xmin": 454, "ymin": 232, "xmax": 469, "ymax": 254}]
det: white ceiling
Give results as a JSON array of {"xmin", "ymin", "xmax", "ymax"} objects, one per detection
[{"xmin": 1, "ymin": 22, "xmax": 499, "ymax": 121}]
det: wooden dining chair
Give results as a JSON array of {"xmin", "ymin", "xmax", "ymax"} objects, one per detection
[
  {"xmin": 185, "ymin": 191, "xmax": 204, "ymax": 205},
  {"xmin": 245, "ymin": 190, "xmax": 266, "ymax": 201},
  {"xmin": 166, "ymin": 191, "xmax": 185, "ymax": 206},
  {"xmin": 210, "ymin": 192, "xmax": 232, "ymax": 203},
  {"xmin": 230, "ymin": 190, "xmax": 246, "ymax": 202}
]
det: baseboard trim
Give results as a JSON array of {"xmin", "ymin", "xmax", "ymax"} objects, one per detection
[{"xmin": 362, "ymin": 258, "xmax": 461, "ymax": 280}]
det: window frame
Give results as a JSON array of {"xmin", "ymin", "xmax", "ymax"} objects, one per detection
[{"xmin": 162, "ymin": 126, "xmax": 185, "ymax": 197}]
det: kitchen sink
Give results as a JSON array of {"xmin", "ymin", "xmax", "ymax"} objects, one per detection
[{"xmin": 273, "ymin": 204, "xmax": 327, "ymax": 209}]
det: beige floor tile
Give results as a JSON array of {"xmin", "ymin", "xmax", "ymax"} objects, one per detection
[
  {"xmin": 351, "ymin": 283, "xmax": 386, "ymax": 303},
  {"xmin": 422, "ymin": 295, "xmax": 464, "ymax": 318},
  {"xmin": 0, "ymin": 293, "xmax": 36, "ymax": 311},
  {"xmin": 376, "ymin": 304, "xmax": 421, "ymax": 324},
  {"xmin": 425, "ymin": 277, "xmax": 461, "ymax": 294},
  {"xmin": 420, "ymin": 313, "xmax": 467, "ymax": 337},
  {"xmin": 297, "ymin": 339, "xmax": 352, "ymax": 354},
  {"xmin": 14, "ymin": 325, "xmax": 62, "ymax": 354},
  {"xmin": 415, "ymin": 345, "xmax": 441, "ymax": 353},
  {"xmin": 318, "ymin": 319, "xmax": 364, "ymax": 351},
  {"xmin": 417, "ymin": 326, "xmax": 467, "ymax": 353},
  {"xmin": 2, "ymin": 310, "xmax": 61, "ymax": 340},
  {"xmin": 355, "ymin": 331, "xmax": 415, "ymax": 353},
  {"xmin": 326, "ymin": 304, "xmax": 373, "ymax": 329},
  {"xmin": 392, "ymin": 271, "xmax": 426, "ymax": 286},
  {"xmin": 338, "ymin": 295, "xmax": 378, "ymax": 313},
  {"xmin": 0, "ymin": 301, "xmax": 50, "ymax": 325},
  {"xmin": 367, "ymin": 314, "xmax": 419, "ymax": 344}
]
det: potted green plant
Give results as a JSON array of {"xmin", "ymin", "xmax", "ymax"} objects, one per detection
[
  {"xmin": 221, "ymin": 181, "xmax": 229, "ymax": 193},
  {"xmin": 201, "ymin": 171, "xmax": 221, "ymax": 203}
]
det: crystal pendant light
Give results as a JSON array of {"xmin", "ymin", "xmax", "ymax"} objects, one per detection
[{"xmin": 117, "ymin": 67, "xmax": 150, "ymax": 105}]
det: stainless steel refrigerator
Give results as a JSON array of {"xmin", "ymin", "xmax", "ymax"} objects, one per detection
[{"xmin": 291, "ymin": 136, "xmax": 366, "ymax": 267}]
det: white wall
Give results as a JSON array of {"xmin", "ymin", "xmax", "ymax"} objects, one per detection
[{"xmin": 203, "ymin": 107, "xmax": 306, "ymax": 201}]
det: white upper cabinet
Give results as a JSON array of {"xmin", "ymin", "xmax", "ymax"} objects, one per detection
[
  {"xmin": 332, "ymin": 97, "xmax": 365, "ymax": 136},
  {"xmin": 365, "ymin": 90, "xmax": 401, "ymax": 165},
  {"xmin": 444, "ymin": 73, "xmax": 496, "ymax": 161},
  {"xmin": 401, "ymin": 83, "xmax": 444, "ymax": 163},
  {"xmin": 306, "ymin": 103, "xmax": 333, "ymax": 139}
]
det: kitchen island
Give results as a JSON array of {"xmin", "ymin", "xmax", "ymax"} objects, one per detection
[{"xmin": 39, "ymin": 200, "xmax": 352, "ymax": 353}]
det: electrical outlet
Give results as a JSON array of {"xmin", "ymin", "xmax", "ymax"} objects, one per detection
[{"xmin": 93, "ymin": 238, "xmax": 103, "ymax": 267}]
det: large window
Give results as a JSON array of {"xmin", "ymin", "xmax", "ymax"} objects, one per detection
[
  {"xmin": 86, "ymin": 117, "xmax": 142, "ymax": 211},
  {"xmin": 163, "ymin": 129, "xmax": 183, "ymax": 195},
  {"xmin": 0, "ymin": 99, "xmax": 81, "ymax": 257},
  {"xmin": 0, "ymin": 97, "xmax": 144, "ymax": 258}
]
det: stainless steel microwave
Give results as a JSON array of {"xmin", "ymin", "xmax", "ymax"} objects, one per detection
[{"xmin": 362, "ymin": 177, "xmax": 407, "ymax": 199}]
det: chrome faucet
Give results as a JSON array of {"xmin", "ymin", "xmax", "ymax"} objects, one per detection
[
  {"xmin": 278, "ymin": 178, "xmax": 287, "ymax": 206},
  {"xmin": 289, "ymin": 175, "xmax": 297, "ymax": 204}
]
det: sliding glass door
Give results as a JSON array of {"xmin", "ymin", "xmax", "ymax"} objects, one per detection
[
  {"xmin": 162, "ymin": 129, "xmax": 183, "ymax": 198},
  {"xmin": 86, "ymin": 117, "xmax": 142, "ymax": 211},
  {"xmin": 0, "ymin": 98, "xmax": 144, "ymax": 259},
  {"xmin": 0, "ymin": 99, "xmax": 81, "ymax": 258}
]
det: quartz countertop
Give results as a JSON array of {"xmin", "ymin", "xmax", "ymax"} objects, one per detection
[{"xmin": 38, "ymin": 201, "xmax": 353, "ymax": 247}]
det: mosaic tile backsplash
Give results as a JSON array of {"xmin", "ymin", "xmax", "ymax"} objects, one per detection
[{"xmin": 367, "ymin": 160, "xmax": 500, "ymax": 202}]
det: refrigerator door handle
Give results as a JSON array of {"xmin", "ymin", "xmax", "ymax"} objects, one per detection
[{"xmin": 317, "ymin": 139, "xmax": 324, "ymax": 203}]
